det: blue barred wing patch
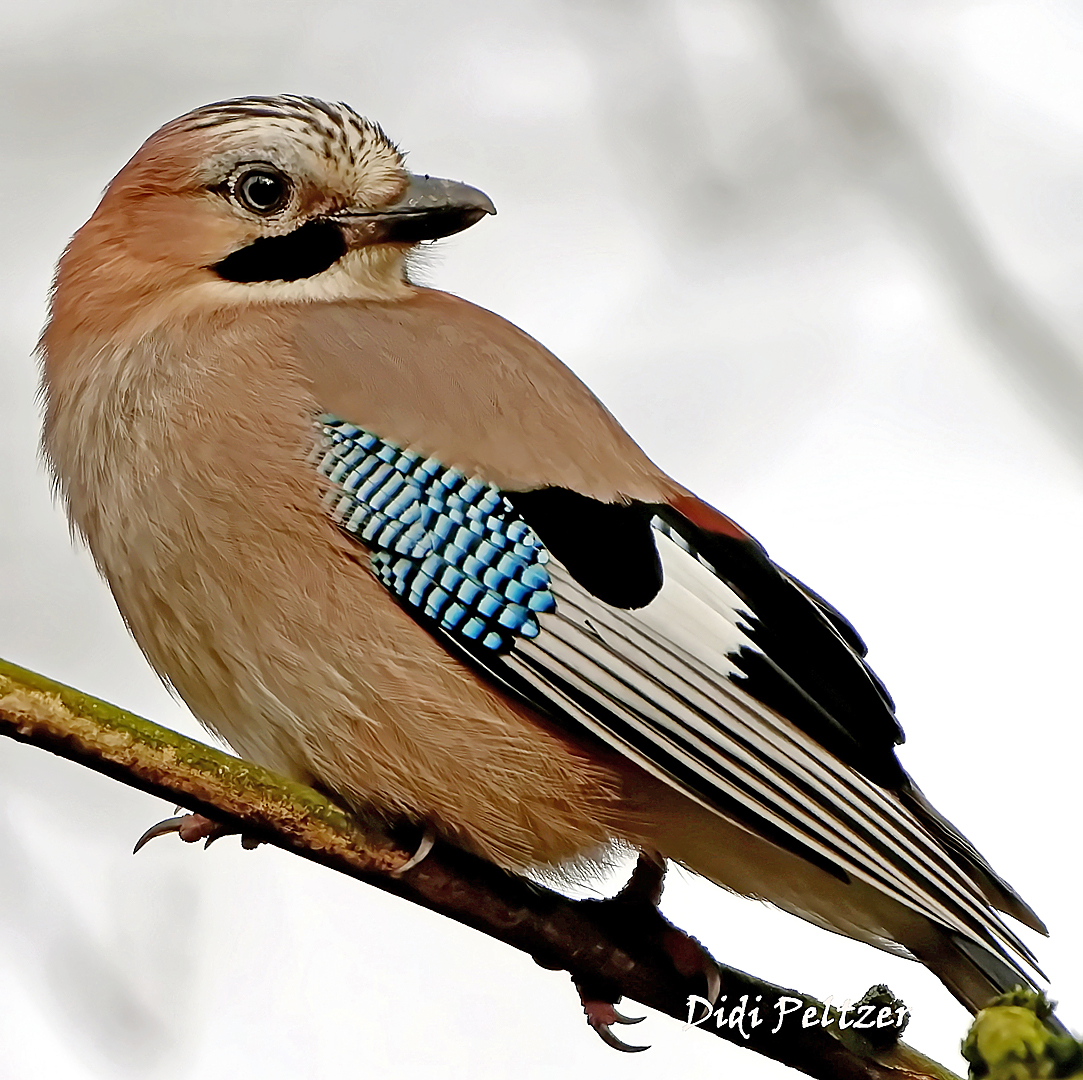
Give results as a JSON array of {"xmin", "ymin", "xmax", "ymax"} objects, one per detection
[{"xmin": 314, "ymin": 416, "xmax": 555, "ymax": 650}]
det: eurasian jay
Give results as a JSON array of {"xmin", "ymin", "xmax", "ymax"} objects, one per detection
[{"xmin": 40, "ymin": 95, "xmax": 1049, "ymax": 1045}]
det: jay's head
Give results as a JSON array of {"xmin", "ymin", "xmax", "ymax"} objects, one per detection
[{"xmin": 51, "ymin": 95, "xmax": 495, "ymax": 335}]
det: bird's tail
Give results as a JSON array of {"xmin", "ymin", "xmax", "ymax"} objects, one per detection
[
  {"xmin": 910, "ymin": 930, "xmax": 1069, "ymax": 1035},
  {"xmin": 911, "ymin": 930, "xmax": 1033, "ymax": 1013},
  {"xmin": 900, "ymin": 783, "xmax": 1048, "ymax": 935}
]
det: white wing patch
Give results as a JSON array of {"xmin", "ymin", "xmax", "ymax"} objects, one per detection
[{"xmin": 636, "ymin": 529, "xmax": 755, "ymax": 680}]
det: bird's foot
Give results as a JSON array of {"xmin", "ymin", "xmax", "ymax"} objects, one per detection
[
  {"xmin": 573, "ymin": 852, "xmax": 722, "ymax": 1051},
  {"xmin": 605, "ymin": 851, "xmax": 721, "ymax": 998},
  {"xmin": 576, "ymin": 983, "xmax": 649, "ymax": 1052},
  {"xmin": 660, "ymin": 927, "xmax": 723, "ymax": 1006},
  {"xmin": 132, "ymin": 811, "xmax": 262, "ymax": 853}
]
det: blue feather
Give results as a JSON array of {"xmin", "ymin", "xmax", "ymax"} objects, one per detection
[{"xmin": 315, "ymin": 416, "xmax": 555, "ymax": 650}]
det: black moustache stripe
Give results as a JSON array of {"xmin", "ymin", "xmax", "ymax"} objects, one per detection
[{"xmin": 213, "ymin": 220, "xmax": 348, "ymax": 283}]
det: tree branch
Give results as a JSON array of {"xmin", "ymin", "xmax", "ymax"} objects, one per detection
[{"xmin": 0, "ymin": 656, "xmax": 960, "ymax": 1080}]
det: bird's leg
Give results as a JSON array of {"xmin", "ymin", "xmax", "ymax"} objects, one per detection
[
  {"xmin": 572, "ymin": 851, "xmax": 722, "ymax": 1052},
  {"xmin": 133, "ymin": 811, "xmax": 262, "ymax": 853},
  {"xmin": 615, "ymin": 846, "xmax": 667, "ymax": 905}
]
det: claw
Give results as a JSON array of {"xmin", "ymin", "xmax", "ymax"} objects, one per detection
[
  {"xmin": 705, "ymin": 962, "xmax": 722, "ymax": 1007},
  {"xmin": 133, "ymin": 812, "xmax": 256, "ymax": 853},
  {"xmin": 593, "ymin": 1022, "xmax": 650, "ymax": 1053},
  {"xmin": 579, "ymin": 995, "xmax": 650, "ymax": 1052},
  {"xmin": 133, "ymin": 815, "xmax": 189, "ymax": 853},
  {"xmin": 391, "ymin": 826, "xmax": 435, "ymax": 877}
]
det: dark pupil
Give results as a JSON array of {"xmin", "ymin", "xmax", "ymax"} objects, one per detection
[{"xmin": 240, "ymin": 172, "xmax": 285, "ymax": 212}]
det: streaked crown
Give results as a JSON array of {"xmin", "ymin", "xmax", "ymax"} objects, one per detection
[{"xmin": 47, "ymin": 95, "xmax": 493, "ymax": 339}]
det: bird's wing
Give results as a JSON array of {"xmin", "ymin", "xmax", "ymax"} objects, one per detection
[{"xmin": 312, "ymin": 414, "xmax": 1044, "ymax": 983}]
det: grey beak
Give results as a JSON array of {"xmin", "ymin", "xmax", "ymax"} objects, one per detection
[{"xmin": 331, "ymin": 173, "xmax": 496, "ymax": 246}]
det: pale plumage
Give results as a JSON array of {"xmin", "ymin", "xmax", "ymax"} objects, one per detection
[{"xmin": 41, "ymin": 95, "xmax": 1050, "ymax": 1024}]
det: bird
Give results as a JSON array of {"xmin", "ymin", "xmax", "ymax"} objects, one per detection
[{"xmin": 40, "ymin": 94, "xmax": 1051, "ymax": 1047}]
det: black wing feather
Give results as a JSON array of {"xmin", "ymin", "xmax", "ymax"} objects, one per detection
[{"xmin": 506, "ymin": 494, "xmax": 908, "ymax": 788}]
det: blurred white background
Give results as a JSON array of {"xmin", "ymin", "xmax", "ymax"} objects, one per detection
[{"xmin": 1, "ymin": 1, "xmax": 1081, "ymax": 1077}]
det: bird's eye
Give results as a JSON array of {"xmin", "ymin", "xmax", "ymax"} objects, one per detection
[{"xmin": 234, "ymin": 169, "xmax": 290, "ymax": 215}]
